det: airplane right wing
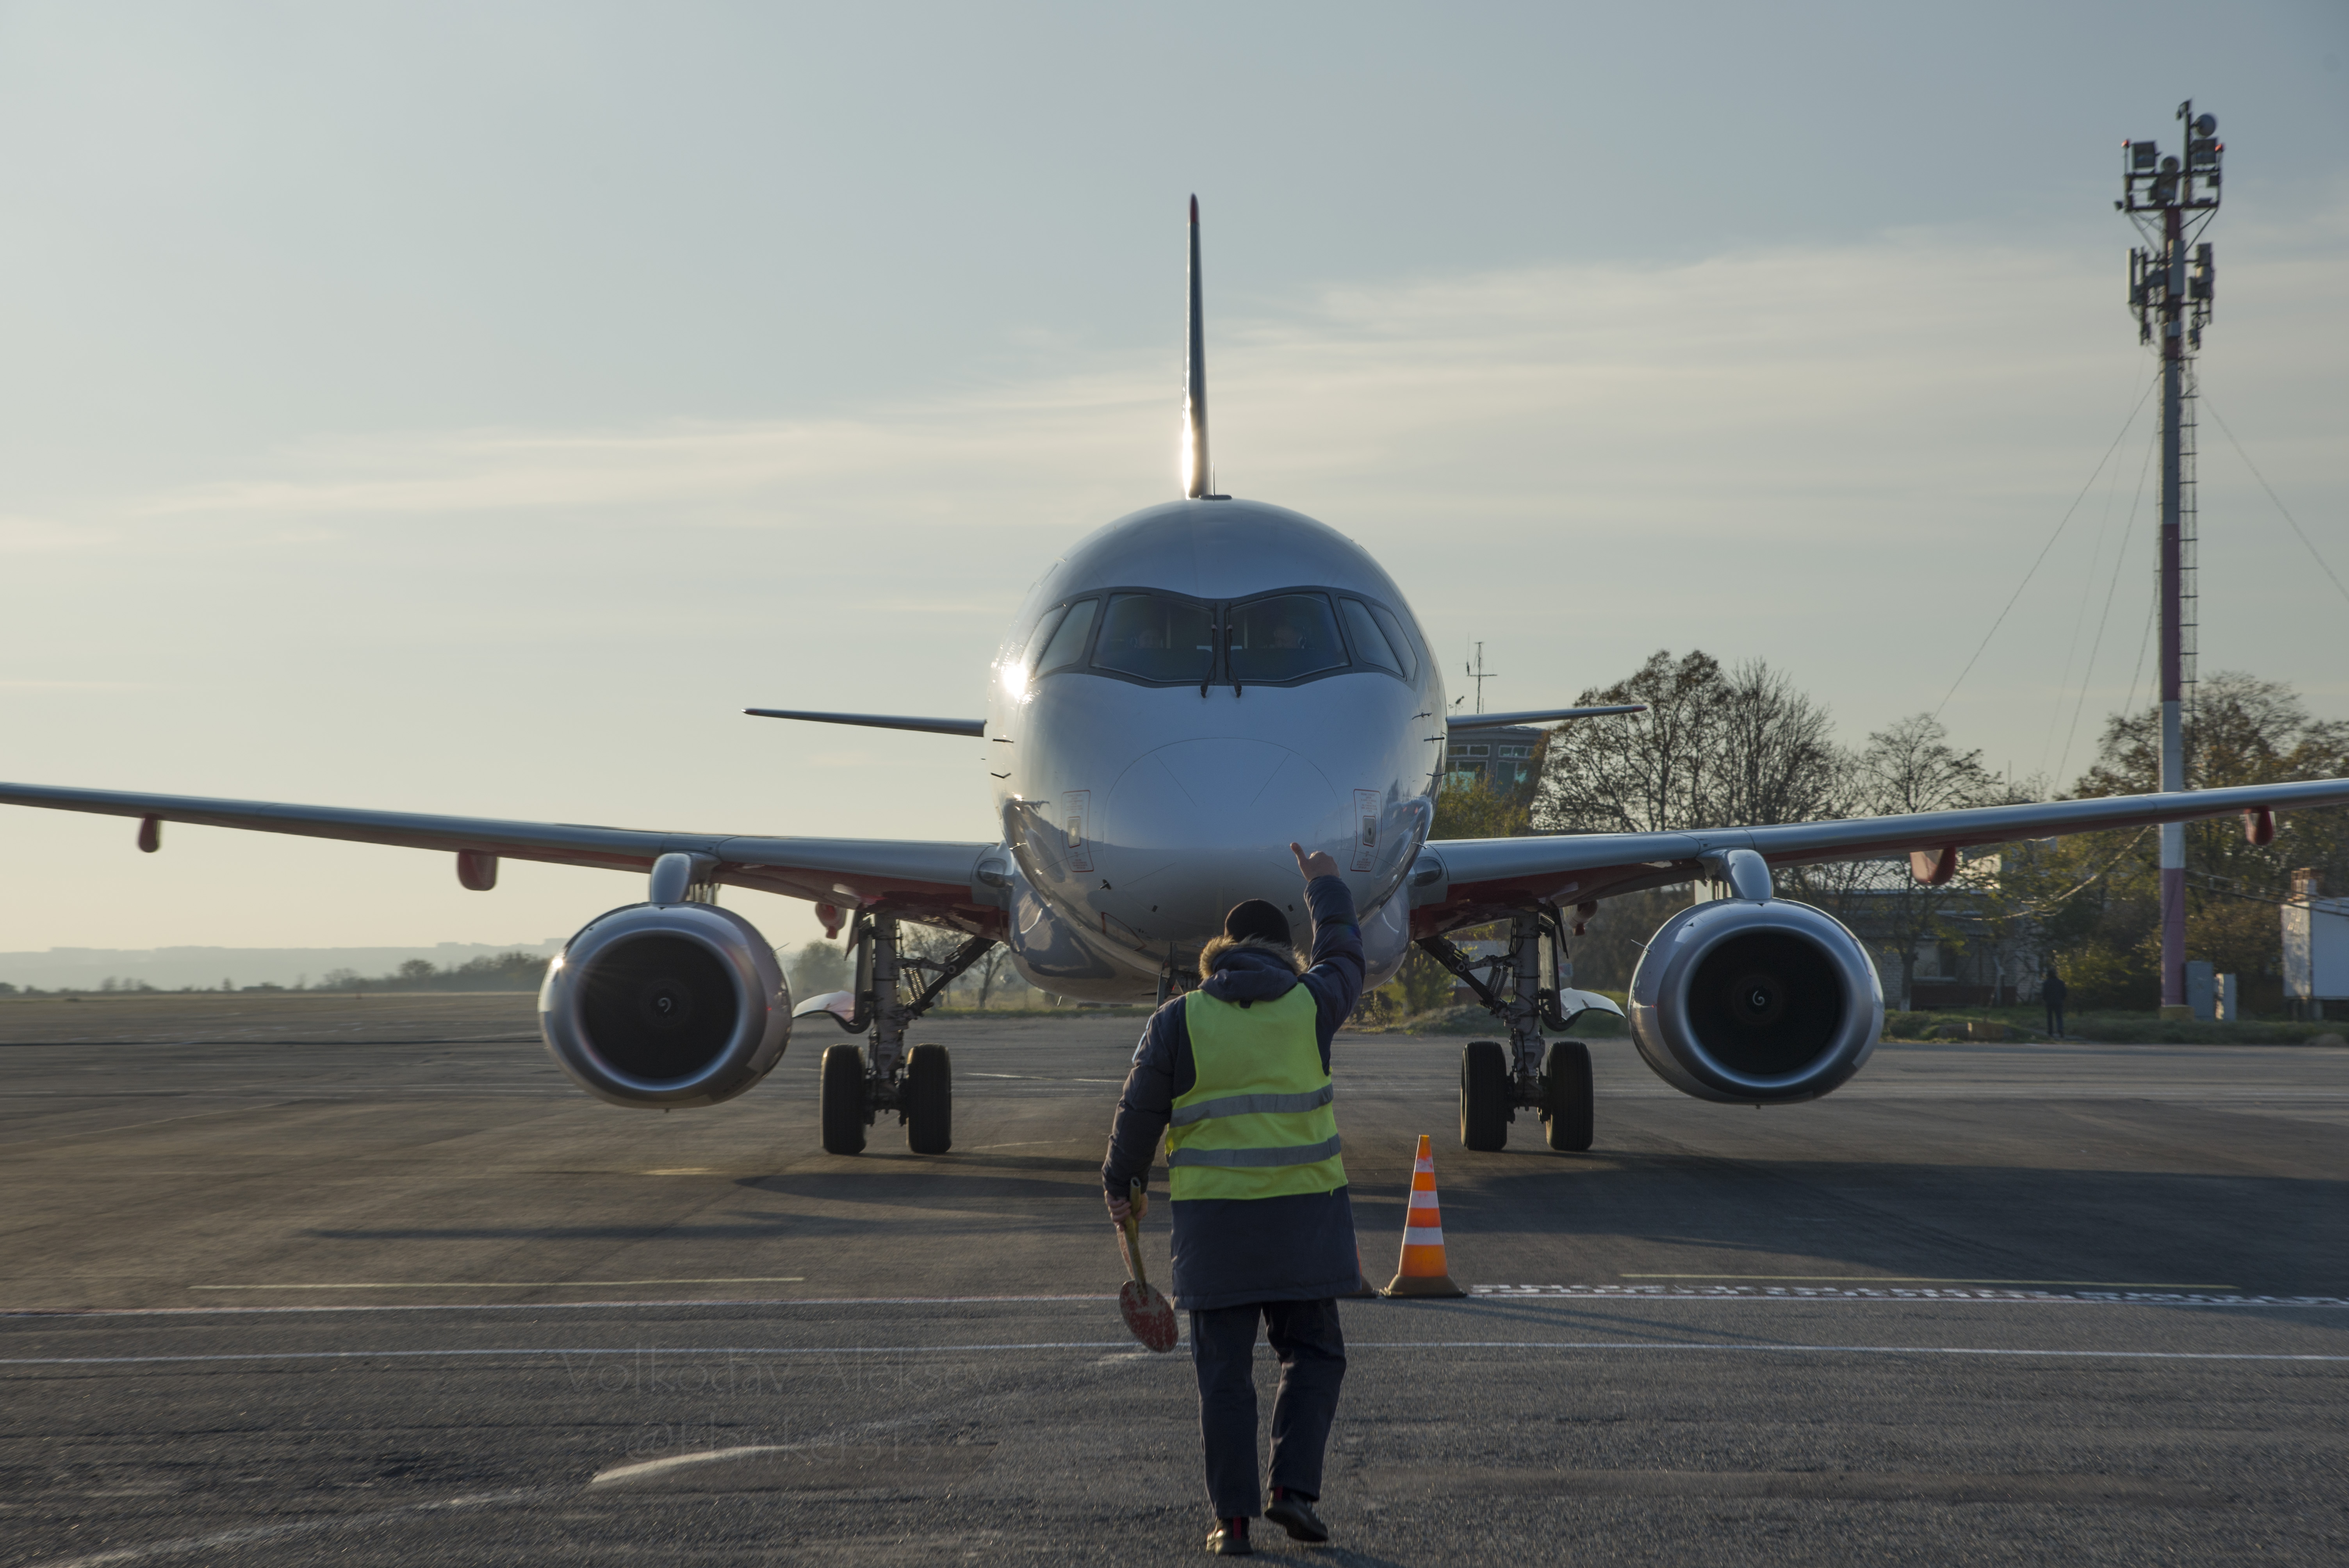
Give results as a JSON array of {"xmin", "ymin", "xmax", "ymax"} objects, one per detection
[
  {"xmin": 1410, "ymin": 777, "xmax": 2349, "ymax": 923},
  {"xmin": 0, "ymin": 779, "xmax": 1002, "ymax": 927}
]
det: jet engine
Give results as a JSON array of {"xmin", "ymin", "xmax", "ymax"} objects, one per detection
[
  {"xmin": 539, "ymin": 902, "xmax": 791, "ymax": 1108},
  {"xmin": 1626, "ymin": 895, "xmax": 1881, "ymax": 1105}
]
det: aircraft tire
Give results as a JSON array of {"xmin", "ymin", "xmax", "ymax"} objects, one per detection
[
  {"xmin": 904, "ymin": 1042, "xmax": 952, "ymax": 1155},
  {"xmin": 1541, "ymin": 1039, "xmax": 1594, "ymax": 1153},
  {"xmin": 820, "ymin": 1043, "xmax": 868, "ymax": 1155},
  {"xmin": 1460, "ymin": 1040, "xmax": 1509, "ymax": 1151}
]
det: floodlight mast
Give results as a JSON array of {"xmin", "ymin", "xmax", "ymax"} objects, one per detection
[{"xmin": 2118, "ymin": 99, "xmax": 2222, "ymax": 1019}]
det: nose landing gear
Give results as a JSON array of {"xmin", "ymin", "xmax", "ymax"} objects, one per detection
[{"xmin": 816, "ymin": 909, "xmax": 994, "ymax": 1156}]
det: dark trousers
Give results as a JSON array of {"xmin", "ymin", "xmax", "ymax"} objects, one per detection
[
  {"xmin": 1189, "ymin": 1298, "xmax": 1346, "ymax": 1519},
  {"xmin": 2046, "ymin": 1001, "xmax": 2065, "ymax": 1036}
]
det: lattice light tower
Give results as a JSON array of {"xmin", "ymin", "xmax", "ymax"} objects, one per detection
[{"xmin": 2118, "ymin": 99, "xmax": 2221, "ymax": 1019}]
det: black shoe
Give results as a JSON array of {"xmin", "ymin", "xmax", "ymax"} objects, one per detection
[
  {"xmin": 1207, "ymin": 1518, "xmax": 1253, "ymax": 1556},
  {"xmin": 1265, "ymin": 1491, "xmax": 1330, "ymax": 1543}
]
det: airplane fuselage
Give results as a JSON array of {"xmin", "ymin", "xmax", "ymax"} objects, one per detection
[{"xmin": 986, "ymin": 498, "xmax": 1443, "ymax": 1000}]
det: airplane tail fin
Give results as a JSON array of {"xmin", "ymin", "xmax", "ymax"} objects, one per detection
[{"xmin": 1183, "ymin": 194, "xmax": 1214, "ymax": 499}]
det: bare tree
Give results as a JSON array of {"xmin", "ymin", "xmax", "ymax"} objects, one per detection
[
  {"xmin": 973, "ymin": 944, "xmax": 1017, "ymax": 1010},
  {"xmin": 1537, "ymin": 649, "xmax": 1729, "ymax": 834},
  {"xmin": 1798, "ymin": 713, "xmax": 2005, "ymax": 1010},
  {"xmin": 1713, "ymin": 658, "xmax": 1849, "ymax": 827},
  {"xmin": 1536, "ymin": 649, "xmax": 1845, "ymax": 834}
]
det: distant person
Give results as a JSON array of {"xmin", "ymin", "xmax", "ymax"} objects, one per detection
[
  {"xmin": 1102, "ymin": 840, "xmax": 1365, "ymax": 1556},
  {"xmin": 2042, "ymin": 967, "xmax": 2067, "ymax": 1038}
]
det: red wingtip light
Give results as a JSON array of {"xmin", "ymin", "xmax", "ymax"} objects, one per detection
[{"xmin": 1189, "ymin": 194, "xmax": 1198, "ymax": 223}]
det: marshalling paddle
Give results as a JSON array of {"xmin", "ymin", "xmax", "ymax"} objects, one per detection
[{"xmin": 1116, "ymin": 1176, "xmax": 1178, "ymax": 1352}]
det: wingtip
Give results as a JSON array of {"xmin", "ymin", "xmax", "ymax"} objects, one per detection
[{"xmin": 1189, "ymin": 193, "xmax": 1198, "ymax": 223}]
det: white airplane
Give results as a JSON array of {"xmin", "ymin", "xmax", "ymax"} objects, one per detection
[{"xmin": 6, "ymin": 199, "xmax": 2345, "ymax": 1160}]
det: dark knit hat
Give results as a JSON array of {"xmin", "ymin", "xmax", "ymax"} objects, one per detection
[{"xmin": 1223, "ymin": 898, "xmax": 1292, "ymax": 949}]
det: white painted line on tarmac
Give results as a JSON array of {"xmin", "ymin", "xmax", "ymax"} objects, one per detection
[
  {"xmin": 190, "ymin": 1278, "xmax": 808, "ymax": 1290},
  {"xmin": 588, "ymin": 1443, "xmax": 794, "ymax": 1484},
  {"xmin": 4, "ymin": 1341, "xmax": 2346, "ymax": 1371},
  {"xmin": 3, "ymin": 1103, "xmax": 294, "ymax": 1145},
  {"xmin": 965, "ymin": 1072, "xmax": 1123, "ymax": 1082},
  {"xmin": 4, "ymin": 1293, "xmax": 1120, "ymax": 1319},
  {"xmin": 0, "ymin": 1343, "xmax": 1145, "ymax": 1367},
  {"xmin": 21, "ymin": 1483, "xmax": 553, "ymax": 1568}
]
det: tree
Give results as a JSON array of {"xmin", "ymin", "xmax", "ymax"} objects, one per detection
[
  {"xmin": 1432, "ymin": 776, "xmax": 1529, "ymax": 840},
  {"xmin": 1710, "ymin": 659, "xmax": 1848, "ymax": 828},
  {"xmin": 972, "ymin": 944, "xmax": 1019, "ymax": 1010},
  {"xmin": 1798, "ymin": 714, "xmax": 2007, "ymax": 1010},
  {"xmin": 1519, "ymin": 649, "xmax": 1848, "ymax": 991},
  {"xmin": 2024, "ymin": 672, "xmax": 2349, "ymax": 1011},
  {"xmin": 895, "ymin": 923, "xmax": 988, "ymax": 1008},
  {"xmin": 1536, "ymin": 650, "xmax": 1845, "ymax": 834},
  {"xmin": 784, "ymin": 940, "xmax": 850, "ymax": 1001},
  {"xmin": 1537, "ymin": 649, "xmax": 1730, "ymax": 834}
]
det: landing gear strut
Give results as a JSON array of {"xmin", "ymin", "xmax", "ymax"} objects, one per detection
[
  {"xmin": 817, "ymin": 909, "xmax": 994, "ymax": 1157},
  {"xmin": 1420, "ymin": 905, "xmax": 1596, "ymax": 1154}
]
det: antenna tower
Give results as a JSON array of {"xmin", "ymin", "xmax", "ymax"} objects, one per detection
[
  {"xmin": 2118, "ymin": 98, "xmax": 2221, "ymax": 1019},
  {"xmin": 1465, "ymin": 642, "xmax": 1501, "ymax": 715}
]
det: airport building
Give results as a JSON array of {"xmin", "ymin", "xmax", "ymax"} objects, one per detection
[{"xmin": 1442, "ymin": 725, "xmax": 1544, "ymax": 796}]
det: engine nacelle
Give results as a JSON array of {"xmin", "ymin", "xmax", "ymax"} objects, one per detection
[
  {"xmin": 1627, "ymin": 897, "xmax": 1881, "ymax": 1105},
  {"xmin": 539, "ymin": 902, "xmax": 791, "ymax": 1109}
]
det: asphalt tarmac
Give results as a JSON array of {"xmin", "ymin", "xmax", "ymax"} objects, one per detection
[{"xmin": 3, "ymin": 993, "xmax": 2345, "ymax": 1565}]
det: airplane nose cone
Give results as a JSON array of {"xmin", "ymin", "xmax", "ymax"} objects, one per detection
[{"xmin": 1102, "ymin": 739, "xmax": 1342, "ymax": 932}]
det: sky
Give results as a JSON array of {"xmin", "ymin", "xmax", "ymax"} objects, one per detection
[{"xmin": 2, "ymin": 0, "xmax": 2344, "ymax": 958}]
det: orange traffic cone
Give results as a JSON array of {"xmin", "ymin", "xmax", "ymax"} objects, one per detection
[{"xmin": 1381, "ymin": 1133, "xmax": 1466, "ymax": 1298}]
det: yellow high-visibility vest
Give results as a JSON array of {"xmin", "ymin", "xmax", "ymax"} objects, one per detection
[{"xmin": 1165, "ymin": 986, "xmax": 1346, "ymax": 1201}]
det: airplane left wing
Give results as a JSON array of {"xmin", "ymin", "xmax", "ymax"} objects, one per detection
[
  {"xmin": 0, "ymin": 780, "xmax": 1000, "ymax": 921},
  {"xmin": 1412, "ymin": 777, "xmax": 2349, "ymax": 922}
]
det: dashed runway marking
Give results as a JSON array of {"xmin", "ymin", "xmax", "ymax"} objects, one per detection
[
  {"xmin": 12, "ymin": 1285, "xmax": 2347, "ymax": 1319},
  {"xmin": 1618, "ymin": 1274, "xmax": 2238, "ymax": 1288},
  {"xmin": 1474, "ymin": 1284, "xmax": 2349, "ymax": 1307}
]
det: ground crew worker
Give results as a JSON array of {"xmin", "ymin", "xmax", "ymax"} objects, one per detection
[{"xmin": 1103, "ymin": 840, "xmax": 1365, "ymax": 1557}]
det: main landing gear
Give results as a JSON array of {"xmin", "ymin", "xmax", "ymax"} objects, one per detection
[
  {"xmin": 1421, "ymin": 906, "xmax": 1597, "ymax": 1154},
  {"xmin": 816, "ymin": 909, "xmax": 994, "ymax": 1157}
]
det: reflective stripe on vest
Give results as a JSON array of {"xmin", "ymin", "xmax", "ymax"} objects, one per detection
[{"xmin": 1166, "ymin": 985, "xmax": 1346, "ymax": 1202}]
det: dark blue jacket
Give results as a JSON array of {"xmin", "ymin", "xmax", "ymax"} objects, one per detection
[{"xmin": 1102, "ymin": 874, "xmax": 1367, "ymax": 1310}]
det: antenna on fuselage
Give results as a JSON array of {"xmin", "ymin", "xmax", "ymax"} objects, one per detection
[{"xmin": 1182, "ymin": 194, "xmax": 1217, "ymax": 500}]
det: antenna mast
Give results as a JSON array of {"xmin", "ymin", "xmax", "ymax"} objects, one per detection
[
  {"xmin": 1465, "ymin": 642, "xmax": 1501, "ymax": 715},
  {"xmin": 2119, "ymin": 100, "xmax": 2222, "ymax": 1020}
]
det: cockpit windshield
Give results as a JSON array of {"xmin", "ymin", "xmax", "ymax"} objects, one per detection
[
  {"xmin": 1227, "ymin": 593, "xmax": 1346, "ymax": 683},
  {"xmin": 1091, "ymin": 594, "xmax": 1215, "ymax": 682},
  {"xmin": 1028, "ymin": 598, "xmax": 1098, "ymax": 675},
  {"xmin": 1030, "ymin": 584, "xmax": 1419, "ymax": 690}
]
